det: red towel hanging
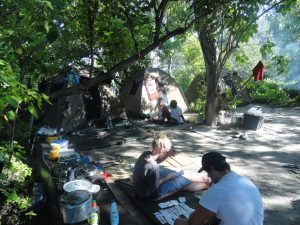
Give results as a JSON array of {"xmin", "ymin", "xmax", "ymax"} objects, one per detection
[{"xmin": 252, "ymin": 61, "xmax": 265, "ymax": 81}]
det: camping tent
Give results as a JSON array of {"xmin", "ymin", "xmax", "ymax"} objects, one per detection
[
  {"xmin": 39, "ymin": 65, "xmax": 125, "ymax": 131},
  {"xmin": 119, "ymin": 68, "xmax": 189, "ymax": 117},
  {"xmin": 185, "ymin": 71, "xmax": 251, "ymax": 105}
]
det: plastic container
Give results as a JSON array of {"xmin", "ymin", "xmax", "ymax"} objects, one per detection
[
  {"xmin": 81, "ymin": 155, "xmax": 91, "ymax": 165},
  {"xmin": 88, "ymin": 200, "xmax": 100, "ymax": 225},
  {"xmin": 51, "ymin": 139, "xmax": 69, "ymax": 151},
  {"xmin": 50, "ymin": 140, "xmax": 70, "ymax": 160},
  {"xmin": 58, "ymin": 152, "xmax": 81, "ymax": 164},
  {"xmin": 89, "ymin": 200, "xmax": 100, "ymax": 224},
  {"xmin": 49, "ymin": 148, "xmax": 60, "ymax": 160},
  {"xmin": 59, "ymin": 148, "xmax": 76, "ymax": 158},
  {"xmin": 110, "ymin": 199, "xmax": 119, "ymax": 225},
  {"xmin": 46, "ymin": 135, "xmax": 61, "ymax": 143}
]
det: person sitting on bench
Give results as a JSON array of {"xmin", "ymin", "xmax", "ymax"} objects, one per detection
[{"xmin": 133, "ymin": 131, "xmax": 211, "ymax": 200}]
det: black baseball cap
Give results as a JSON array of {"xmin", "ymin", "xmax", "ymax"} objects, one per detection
[{"xmin": 198, "ymin": 151, "xmax": 227, "ymax": 173}]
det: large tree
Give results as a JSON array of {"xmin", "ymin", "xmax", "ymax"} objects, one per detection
[
  {"xmin": 47, "ymin": 0, "xmax": 195, "ymax": 99},
  {"xmin": 1, "ymin": 0, "xmax": 298, "ymax": 126},
  {"xmin": 193, "ymin": 0, "xmax": 297, "ymax": 126}
]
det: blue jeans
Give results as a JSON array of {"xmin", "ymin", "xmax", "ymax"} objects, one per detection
[{"xmin": 157, "ymin": 169, "xmax": 192, "ymax": 197}]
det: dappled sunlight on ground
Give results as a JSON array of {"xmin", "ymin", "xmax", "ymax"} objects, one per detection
[{"xmin": 79, "ymin": 104, "xmax": 300, "ymax": 225}]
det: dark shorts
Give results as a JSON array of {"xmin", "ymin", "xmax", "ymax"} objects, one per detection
[{"xmin": 157, "ymin": 169, "xmax": 192, "ymax": 197}]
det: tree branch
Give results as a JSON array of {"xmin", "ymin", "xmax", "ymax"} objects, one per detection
[
  {"xmin": 154, "ymin": 0, "xmax": 168, "ymax": 40},
  {"xmin": 50, "ymin": 23, "xmax": 193, "ymax": 100}
]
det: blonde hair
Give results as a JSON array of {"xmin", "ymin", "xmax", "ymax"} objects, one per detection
[{"xmin": 152, "ymin": 131, "xmax": 172, "ymax": 152}]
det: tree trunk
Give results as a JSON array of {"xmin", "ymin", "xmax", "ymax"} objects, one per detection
[
  {"xmin": 205, "ymin": 66, "xmax": 222, "ymax": 126},
  {"xmin": 198, "ymin": 30, "xmax": 222, "ymax": 126}
]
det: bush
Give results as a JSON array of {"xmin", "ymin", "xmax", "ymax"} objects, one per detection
[
  {"xmin": 247, "ymin": 80, "xmax": 300, "ymax": 107},
  {"xmin": 189, "ymin": 88, "xmax": 206, "ymax": 121}
]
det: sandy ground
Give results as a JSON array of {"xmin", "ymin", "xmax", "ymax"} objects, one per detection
[{"xmin": 85, "ymin": 104, "xmax": 300, "ymax": 225}]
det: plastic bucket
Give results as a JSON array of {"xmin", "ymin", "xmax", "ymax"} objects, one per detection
[
  {"xmin": 46, "ymin": 135, "xmax": 61, "ymax": 143},
  {"xmin": 49, "ymin": 148, "xmax": 60, "ymax": 160},
  {"xmin": 51, "ymin": 139, "xmax": 69, "ymax": 151}
]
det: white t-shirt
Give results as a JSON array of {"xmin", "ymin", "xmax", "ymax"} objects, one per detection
[
  {"xmin": 199, "ymin": 172, "xmax": 264, "ymax": 225},
  {"xmin": 170, "ymin": 106, "xmax": 183, "ymax": 122}
]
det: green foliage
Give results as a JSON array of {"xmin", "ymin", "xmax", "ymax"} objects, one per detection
[
  {"xmin": 189, "ymin": 87, "xmax": 206, "ymax": 121},
  {"xmin": 0, "ymin": 60, "xmax": 48, "ymax": 126},
  {"xmin": 0, "ymin": 60, "xmax": 44, "ymax": 224},
  {"xmin": 190, "ymin": 99, "xmax": 205, "ymax": 121},
  {"xmin": 0, "ymin": 156, "xmax": 33, "ymax": 225},
  {"xmin": 156, "ymin": 34, "xmax": 205, "ymax": 92},
  {"xmin": 270, "ymin": 55, "xmax": 290, "ymax": 75},
  {"xmin": 248, "ymin": 79, "xmax": 300, "ymax": 107},
  {"xmin": 222, "ymin": 90, "xmax": 241, "ymax": 110},
  {"xmin": 260, "ymin": 41, "xmax": 275, "ymax": 58}
]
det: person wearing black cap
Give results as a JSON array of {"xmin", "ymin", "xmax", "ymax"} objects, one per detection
[{"xmin": 175, "ymin": 151, "xmax": 264, "ymax": 225}]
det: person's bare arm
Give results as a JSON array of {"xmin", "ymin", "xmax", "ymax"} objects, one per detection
[{"xmin": 174, "ymin": 204, "xmax": 216, "ymax": 225}]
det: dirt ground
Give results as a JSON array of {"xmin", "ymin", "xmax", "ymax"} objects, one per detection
[{"xmin": 84, "ymin": 104, "xmax": 300, "ymax": 225}]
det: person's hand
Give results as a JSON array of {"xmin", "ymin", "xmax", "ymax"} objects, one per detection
[
  {"xmin": 204, "ymin": 176, "xmax": 212, "ymax": 185},
  {"xmin": 174, "ymin": 217, "xmax": 189, "ymax": 225}
]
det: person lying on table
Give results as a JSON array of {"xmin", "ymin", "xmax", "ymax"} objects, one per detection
[
  {"xmin": 133, "ymin": 131, "xmax": 211, "ymax": 200},
  {"xmin": 174, "ymin": 151, "xmax": 264, "ymax": 225}
]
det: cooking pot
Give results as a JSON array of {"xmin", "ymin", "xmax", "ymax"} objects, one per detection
[
  {"xmin": 74, "ymin": 163, "xmax": 98, "ymax": 178},
  {"xmin": 59, "ymin": 190, "xmax": 92, "ymax": 224},
  {"xmin": 63, "ymin": 179, "xmax": 100, "ymax": 194}
]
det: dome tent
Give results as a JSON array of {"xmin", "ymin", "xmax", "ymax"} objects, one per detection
[{"xmin": 120, "ymin": 68, "xmax": 189, "ymax": 118}]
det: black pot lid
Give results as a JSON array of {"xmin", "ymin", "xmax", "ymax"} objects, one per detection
[{"xmin": 60, "ymin": 190, "xmax": 91, "ymax": 206}]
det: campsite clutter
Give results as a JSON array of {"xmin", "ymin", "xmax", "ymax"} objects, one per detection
[
  {"xmin": 39, "ymin": 64, "xmax": 126, "ymax": 132},
  {"xmin": 32, "ymin": 66, "xmax": 275, "ymax": 225},
  {"xmin": 34, "ymin": 125, "xmax": 123, "ymax": 224},
  {"xmin": 32, "ymin": 106, "xmax": 298, "ymax": 224},
  {"xmin": 231, "ymin": 106, "xmax": 264, "ymax": 132}
]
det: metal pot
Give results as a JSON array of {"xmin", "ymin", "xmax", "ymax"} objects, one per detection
[
  {"xmin": 63, "ymin": 179, "xmax": 100, "ymax": 194},
  {"xmin": 59, "ymin": 190, "xmax": 92, "ymax": 224},
  {"xmin": 74, "ymin": 163, "xmax": 98, "ymax": 179}
]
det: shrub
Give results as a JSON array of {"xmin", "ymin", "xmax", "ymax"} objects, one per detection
[{"xmin": 247, "ymin": 79, "xmax": 300, "ymax": 107}]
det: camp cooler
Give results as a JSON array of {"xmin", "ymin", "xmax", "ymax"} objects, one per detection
[{"xmin": 49, "ymin": 139, "xmax": 69, "ymax": 160}]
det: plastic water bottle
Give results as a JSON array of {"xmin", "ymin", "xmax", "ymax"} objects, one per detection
[
  {"xmin": 110, "ymin": 199, "xmax": 119, "ymax": 225},
  {"xmin": 88, "ymin": 200, "xmax": 100, "ymax": 225}
]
